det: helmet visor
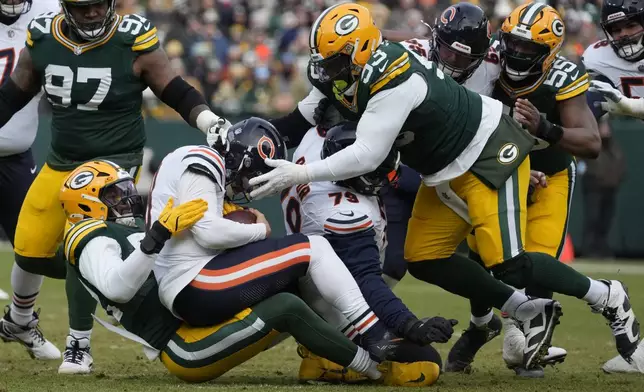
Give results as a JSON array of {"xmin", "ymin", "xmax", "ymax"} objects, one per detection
[
  {"xmin": 500, "ymin": 33, "xmax": 549, "ymax": 73},
  {"xmin": 100, "ymin": 180, "xmax": 143, "ymax": 219}
]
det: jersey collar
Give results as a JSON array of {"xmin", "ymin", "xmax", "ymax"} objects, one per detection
[{"xmin": 52, "ymin": 14, "xmax": 122, "ymax": 55}]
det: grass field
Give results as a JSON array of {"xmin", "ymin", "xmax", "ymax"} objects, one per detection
[{"xmin": 0, "ymin": 252, "xmax": 643, "ymax": 391}]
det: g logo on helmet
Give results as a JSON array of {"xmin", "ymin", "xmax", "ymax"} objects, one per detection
[
  {"xmin": 257, "ymin": 135, "xmax": 276, "ymax": 160},
  {"xmin": 335, "ymin": 14, "xmax": 359, "ymax": 36},
  {"xmin": 552, "ymin": 18, "xmax": 564, "ymax": 37},
  {"xmin": 69, "ymin": 171, "xmax": 95, "ymax": 190},
  {"xmin": 497, "ymin": 143, "xmax": 519, "ymax": 164}
]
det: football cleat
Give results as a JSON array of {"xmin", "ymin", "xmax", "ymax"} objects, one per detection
[
  {"xmin": 378, "ymin": 360, "xmax": 441, "ymax": 387},
  {"xmin": 602, "ymin": 339, "xmax": 644, "ymax": 374},
  {"xmin": 296, "ymin": 344, "xmax": 368, "ymax": 384},
  {"xmin": 445, "ymin": 314, "xmax": 502, "ymax": 373},
  {"xmin": 518, "ymin": 299, "xmax": 563, "ymax": 369},
  {"xmin": 591, "ymin": 280, "xmax": 640, "ymax": 360},
  {"xmin": 503, "ymin": 317, "xmax": 567, "ymax": 370},
  {"xmin": 0, "ymin": 306, "xmax": 60, "ymax": 360},
  {"xmin": 58, "ymin": 335, "xmax": 93, "ymax": 374}
]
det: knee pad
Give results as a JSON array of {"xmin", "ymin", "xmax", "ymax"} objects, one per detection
[
  {"xmin": 15, "ymin": 254, "xmax": 66, "ymax": 279},
  {"xmin": 490, "ymin": 252, "xmax": 533, "ymax": 289}
]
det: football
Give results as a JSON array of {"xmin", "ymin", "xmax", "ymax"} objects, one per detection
[{"xmin": 223, "ymin": 209, "xmax": 257, "ymax": 224}]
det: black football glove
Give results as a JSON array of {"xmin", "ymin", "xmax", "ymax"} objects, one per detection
[
  {"xmin": 313, "ymin": 98, "xmax": 345, "ymax": 132},
  {"xmin": 402, "ymin": 316, "xmax": 458, "ymax": 345}
]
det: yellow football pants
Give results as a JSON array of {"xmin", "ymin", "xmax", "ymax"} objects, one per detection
[
  {"xmin": 468, "ymin": 161, "xmax": 576, "ymax": 259},
  {"xmin": 161, "ymin": 308, "xmax": 280, "ymax": 383},
  {"xmin": 405, "ymin": 158, "xmax": 530, "ymax": 269},
  {"xmin": 14, "ymin": 163, "xmax": 142, "ymax": 258}
]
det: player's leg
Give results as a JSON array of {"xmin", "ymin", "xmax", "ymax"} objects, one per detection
[
  {"xmin": 380, "ymin": 185, "xmax": 414, "ymax": 287},
  {"xmin": 406, "ymin": 163, "xmax": 562, "ymax": 370},
  {"xmin": 0, "ymin": 152, "xmax": 60, "ymax": 360}
]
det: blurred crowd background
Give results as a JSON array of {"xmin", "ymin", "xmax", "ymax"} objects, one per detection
[{"xmin": 117, "ymin": 0, "xmax": 606, "ymax": 120}]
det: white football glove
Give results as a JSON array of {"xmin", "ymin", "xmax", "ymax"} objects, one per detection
[
  {"xmin": 196, "ymin": 111, "xmax": 233, "ymax": 149},
  {"xmin": 589, "ymin": 80, "xmax": 644, "ymax": 119},
  {"xmin": 248, "ymin": 159, "xmax": 311, "ymax": 200}
]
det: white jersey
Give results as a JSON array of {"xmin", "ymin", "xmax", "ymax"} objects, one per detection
[
  {"xmin": 281, "ymin": 128, "xmax": 388, "ymax": 263},
  {"xmin": 0, "ymin": 1, "xmax": 59, "ymax": 156},
  {"xmin": 399, "ymin": 38, "xmax": 499, "ymax": 97},
  {"xmin": 582, "ymin": 40, "xmax": 644, "ymax": 98}
]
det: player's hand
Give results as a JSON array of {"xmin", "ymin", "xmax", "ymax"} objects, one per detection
[
  {"xmin": 158, "ymin": 197, "xmax": 209, "ymax": 235},
  {"xmin": 588, "ymin": 80, "xmax": 644, "ymax": 117},
  {"xmin": 206, "ymin": 116, "xmax": 233, "ymax": 150},
  {"xmin": 249, "ymin": 208, "xmax": 272, "ymax": 237},
  {"xmin": 248, "ymin": 159, "xmax": 311, "ymax": 200},
  {"xmin": 402, "ymin": 316, "xmax": 458, "ymax": 345},
  {"xmin": 530, "ymin": 170, "xmax": 547, "ymax": 189},
  {"xmin": 314, "ymin": 98, "xmax": 344, "ymax": 131},
  {"xmin": 514, "ymin": 98, "xmax": 542, "ymax": 135}
]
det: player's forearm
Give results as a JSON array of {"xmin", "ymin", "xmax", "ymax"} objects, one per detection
[
  {"xmin": 0, "ymin": 78, "xmax": 36, "ymax": 128},
  {"xmin": 558, "ymin": 125, "xmax": 601, "ymax": 158},
  {"xmin": 158, "ymin": 76, "xmax": 223, "ymax": 132}
]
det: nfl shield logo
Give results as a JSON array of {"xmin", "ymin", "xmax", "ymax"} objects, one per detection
[{"xmin": 74, "ymin": 46, "xmax": 82, "ymax": 56}]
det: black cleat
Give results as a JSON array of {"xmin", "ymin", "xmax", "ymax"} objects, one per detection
[{"xmin": 445, "ymin": 314, "xmax": 502, "ymax": 373}]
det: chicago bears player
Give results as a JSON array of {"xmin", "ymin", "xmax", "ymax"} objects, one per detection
[
  {"xmin": 0, "ymin": 0, "xmax": 61, "ymax": 361},
  {"xmin": 280, "ymin": 121, "xmax": 452, "ymax": 383},
  {"xmin": 585, "ymin": 0, "xmax": 644, "ymax": 121},
  {"xmin": 0, "ymin": 0, "xmax": 231, "ymax": 373},
  {"xmin": 148, "ymin": 117, "xmax": 447, "ymax": 387},
  {"xmin": 58, "ymin": 160, "xmax": 398, "ymax": 384}
]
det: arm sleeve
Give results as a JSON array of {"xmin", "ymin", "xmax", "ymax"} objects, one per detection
[
  {"xmin": 177, "ymin": 170, "xmax": 267, "ymax": 249},
  {"xmin": 78, "ymin": 236, "xmax": 157, "ymax": 303},
  {"xmin": 305, "ymin": 74, "xmax": 427, "ymax": 182},
  {"xmin": 297, "ymin": 87, "xmax": 326, "ymax": 125}
]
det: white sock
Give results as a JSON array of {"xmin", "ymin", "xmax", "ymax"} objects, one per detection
[
  {"xmin": 500, "ymin": 291, "xmax": 530, "ymax": 320},
  {"xmin": 69, "ymin": 328, "xmax": 92, "ymax": 342},
  {"xmin": 471, "ymin": 310, "xmax": 493, "ymax": 327},
  {"xmin": 348, "ymin": 346, "xmax": 381, "ymax": 380},
  {"xmin": 583, "ymin": 278, "xmax": 609, "ymax": 306},
  {"xmin": 9, "ymin": 263, "xmax": 44, "ymax": 326},
  {"xmin": 306, "ymin": 235, "xmax": 380, "ymax": 334}
]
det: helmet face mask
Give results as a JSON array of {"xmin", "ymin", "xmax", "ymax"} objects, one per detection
[
  {"xmin": 322, "ymin": 122, "xmax": 400, "ymax": 196},
  {"xmin": 602, "ymin": 13, "xmax": 644, "ymax": 60},
  {"xmin": 431, "ymin": 3, "xmax": 491, "ymax": 83},
  {"xmin": 99, "ymin": 179, "xmax": 144, "ymax": 225},
  {"xmin": 215, "ymin": 117, "xmax": 288, "ymax": 203},
  {"xmin": 0, "ymin": 0, "xmax": 31, "ymax": 18},
  {"xmin": 499, "ymin": 32, "xmax": 550, "ymax": 80},
  {"xmin": 61, "ymin": 0, "xmax": 117, "ymax": 41}
]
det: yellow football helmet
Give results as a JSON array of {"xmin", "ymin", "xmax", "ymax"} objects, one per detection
[
  {"xmin": 60, "ymin": 160, "xmax": 143, "ymax": 225},
  {"xmin": 309, "ymin": 3, "xmax": 381, "ymax": 94},
  {"xmin": 499, "ymin": 2, "xmax": 565, "ymax": 80}
]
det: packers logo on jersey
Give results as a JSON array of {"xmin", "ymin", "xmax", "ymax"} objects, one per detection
[
  {"xmin": 498, "ymin": 143, "xmax": 519, "ymax": 164},
  {"xmin": 70, "ymin": 171, "xmax": 95, "ymax": 190}
]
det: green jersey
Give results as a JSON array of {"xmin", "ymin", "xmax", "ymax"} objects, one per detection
[
  {"xmin": 492, "ymin": 56, "xmax": 589, "ymax": 175},
  {"xmin": 309, "ymin": 41, "xmax": 484, "ymax": 175},
  {"xmin": 63, "ymin": 219, "xmax": 180, "ymax": 350},
  {"xmin": 27, "ymin": 13, "xmax": 160, "ymax": 170}
]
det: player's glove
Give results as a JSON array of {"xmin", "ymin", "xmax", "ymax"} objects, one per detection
[
  {"xmin": 589, "ymin": 80, "xmax": 644, "ymax": 119},
  {"xmin": 248, "ymin": 159, "xmax": 311, "ymax": 200},
  {"xmin": 196, "ymin": 110, "xmax": 232, "ymax": 151},
  {"xmin": 140, "ymin": 198, "xmax": 208, "ymax": 255},
  {"xmin": 313, "ymin": 98, "xmax": 345, "ymax": 132},
  {"xmin": 402, "ymin": 316, "xmax": 458, "ymax": 345}
]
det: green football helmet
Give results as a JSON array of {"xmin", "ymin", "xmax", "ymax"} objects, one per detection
[{"xmin": 60, "ymin": 0, "xmax": 117, "ymax": 41}]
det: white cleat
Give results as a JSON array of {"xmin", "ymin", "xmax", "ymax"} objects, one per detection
[
  {"xmin": 58, "ymin": 335, "xmax": 93, "ymax": 374},
  {"xmin": 0, "ymin": 307, "xmax": 61, "ymax": 360},
  {"xmin": 503, "ymin": 317, "xmax": 567, "ymax": 369},
  {"xmin": 603, "ymin": 340, "xmax": 644, "ymax": 374},
  {"xmin": 0, "ymin": 288, "xmax": 9, "ymax": 300}
]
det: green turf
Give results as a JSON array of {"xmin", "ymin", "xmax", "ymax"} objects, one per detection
[{"xmin": 0, "ymin": 253, "xmax": 643, "ymax": 391}]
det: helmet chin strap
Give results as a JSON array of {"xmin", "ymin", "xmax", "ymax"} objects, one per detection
[
  {"xmin": 437, "ymin": 62, "xmax": 463, "ymax": 80},
  {"xmin": 505, "ymin": 65, "xmax": 530, "ymax": 81},
  {"xmin": 618, "ymin": 35, "xmax": 644, "ymax": 60}
]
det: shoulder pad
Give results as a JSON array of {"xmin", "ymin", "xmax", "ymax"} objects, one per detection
[
  {"xmin": 182, "ymin": 145, "xmax": 226, "ymax": 187},
  {"xmin": 323, "ymin": 210, "xmax": 373, "ymax": 235},
  {"xmin": 360, "ymin": 42, "xmax": 412, "ymax": 95},
  {"xmin": 26, "ymin": 12, "xmax": 57, "ymax": 48},
  {"xmin": 118, "ymin": 14, "xmax": 160, "ymax": 53},
  {"xmin": 544, "ymin": 56, "xmax": 589, "ymax": 101},
  {"xmin": 63, "ymin": 219, "xmax": 108, "ymax": 265}
]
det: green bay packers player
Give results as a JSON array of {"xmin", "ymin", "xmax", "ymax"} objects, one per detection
[
  {"xmin": 59, "ymin": 160, "xmax": 399, "ymax": 384},
  {"xmin": 0, "ymin": 0, "xmax": 230, "ymax": 372},
  {"xmin": 238, "ymin": 2, "xmax": 572, "ymax": 371}
]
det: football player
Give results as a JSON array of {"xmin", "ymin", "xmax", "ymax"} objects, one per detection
[
  {"xmin": 234, "ymin": 2, "xmax": 572, "ymax": 371},
  {"xmin": 582, "ymin": 0, "xmax": 644, "ymax": 374},
  {"xmin": 58, "ymin": 160, "xmax": 398, "ymax": 385},
  {"xmin": 147, "ymin": 117, "xmax": 447, "ymax": 386},
  {"xmin": 585, "ymin": 0, "xmax": 644, "ymax": 120},
  {"xmin": 280, "ymin": 120, "xmax": 450, "ymax": 383},
  {"xmin": 0, "ymin": 0, "xmax": 231, "ymax": 373},
  {"xmin": 0, "ymin": 0, "xmax": 61, "ymax": 361}
]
